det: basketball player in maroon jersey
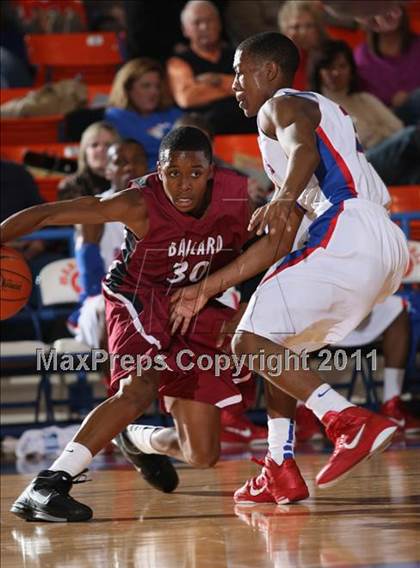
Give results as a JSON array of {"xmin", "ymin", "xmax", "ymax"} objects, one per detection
[{"xmin": 2, "ymin": 127, "xmax": 300, "ymax": 522}]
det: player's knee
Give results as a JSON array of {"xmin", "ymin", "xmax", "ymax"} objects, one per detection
[
  {"xmin": 115, "ymin": 374, "xmax": 158, "ymax": 413},
  {"xmin": 184, "ymin": 445, "xmax": 220, "ymax": 469}
]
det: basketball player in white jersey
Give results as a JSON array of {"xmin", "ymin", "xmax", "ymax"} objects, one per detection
[{"xmin": 170, "ymin": 32, "xmax": 410, "ymax": 504}]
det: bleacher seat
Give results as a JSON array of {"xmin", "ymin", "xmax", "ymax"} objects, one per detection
[
  {"xmin": 214, "ymin": 134, "xmax": 262, "ymax": 169},
  {"xmin": 1, "ymin": 84, "xmax": 111, "ymax": 106},
  {"xmin": 326, "ymin": 26, "xmax": 365, "ymax": 48},
  {"xmin": 0, "ymin": 114, "xmax": 62, "ymax": 146},
  {"xmin": 37, "ymin": 258, "xmax": 97, "ymax": 414},
  {"xmin": 389, "ymin": 186, "xmax": 420, "ymax": 241},
  {"xmin": 0, "ymin": 340, "xmax": 53, "ymax": 422},
  {"xmin": 25, "ymin": 32, "xmax": 123, "ymax": 84},
  {"xmin": 0, "ymin": 143, "xmax": 80, "ymax": 201}
]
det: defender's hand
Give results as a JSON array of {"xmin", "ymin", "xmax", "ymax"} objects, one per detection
[
  {"xmin": 248, "ymin": 199, "xmax": 293, "ymax": 236},
  {"xmin": 170, "ymin": 284, "xmax": 211, "ymax": 335}
]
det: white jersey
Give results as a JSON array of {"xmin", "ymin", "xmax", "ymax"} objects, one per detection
[{"xmin": 258, "ymin": 88, "xmax": 390, "ymax": 219}]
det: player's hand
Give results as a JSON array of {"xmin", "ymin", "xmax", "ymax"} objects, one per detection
[
  {"xmin": 248, "ymin": 198, "xmax": 293, "ymax": 236},
  {"xmin": 170, "ymin": 283, "xmax": 211, "ymax": 335}
]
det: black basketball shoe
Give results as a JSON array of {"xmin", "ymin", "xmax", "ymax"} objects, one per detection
[
  {"xmin": 113, "ymin": 429, "xmax": 179, "ymax": 493},
  {"xmin": 10, "ymin": 469, "xmax": 92, "ymax": 522}
]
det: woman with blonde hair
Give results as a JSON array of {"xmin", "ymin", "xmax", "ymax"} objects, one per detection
[
  {"xmin": 58, "ymin": 121, "xmax": 120, "ymax": 201},
  {"xmin": 105, "ymin": 57, "xmax": 182, "ymax": 170},
  {"xmin": 278, "ymin": 0, "xmax": 328, "ymax": 89}
]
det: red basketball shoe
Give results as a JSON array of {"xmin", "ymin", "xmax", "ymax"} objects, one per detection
[
  {"xmin": 295, "ymin": 405, "xmax": 324, "ymax": 442},
  {"xmin": 221, "ymin": 411, "xmax": 267, "ymax": 445},
  {"xmin": 380, "ymin": 396, "xmax": 420, "ymax": 435},
  {"xmin": 234, "ymin": 456, "xmax": 309, "ymax": 505},
  {"xmin": 316, "ymin": 407, "xmax": 398, "ymax": 488}
]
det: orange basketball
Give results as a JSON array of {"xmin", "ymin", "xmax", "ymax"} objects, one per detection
[{"xmin": 0, "ymin": 246, "xmax": 32, "ymax": 320}]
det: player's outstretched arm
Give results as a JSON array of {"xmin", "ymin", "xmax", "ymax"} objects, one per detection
[{"xmin": 0, "ymin": 189, "xmax": 148, "ymax": 244}]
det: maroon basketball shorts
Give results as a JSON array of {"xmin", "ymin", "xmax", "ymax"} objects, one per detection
[{"xmin": 103, "ymin": 287, "xmax": 254, "ymax": 413}]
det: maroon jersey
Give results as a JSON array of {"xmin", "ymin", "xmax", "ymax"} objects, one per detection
[{"xmin": 104, "ymin": 167, "xmax": 250, "ymax": 301}]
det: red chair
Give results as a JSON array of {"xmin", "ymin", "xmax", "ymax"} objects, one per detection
[
  {"xmin": 214, "ymin": 134, "xmax": 262, "ymax": 169},
  {"xmin": 0, "ymin": 143, "xmax": 79, "ymax": 163},
  {"xmin": 35, "ymin": 176, "xmax": 63, "ymax": 202},
  {"xmin": 25, "ymin": 32, "xmax": 123, "ymax": 84},
  {"xmin": 0, "ymin": 143, "xmax": 78, "ymax": 202},
  {"xmin": 1, "ymin": 84, "xmax": 111, "ymax": 106},
  {"xmin": 389, "ymin": 185, "xmax": 420, "ymax": 241},
  {"xmin": 0, "ymin": 115, "xmax": 62, "ymax": 145},
  {"xmin": 326, "ymin": 26, "xmax": 366, "ymax": 49}
]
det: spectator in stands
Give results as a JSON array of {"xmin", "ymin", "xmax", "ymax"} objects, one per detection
[
  {"xmin": 0, "ymin": 1, "xmax": 34, "ymax": 88},
  {"xmin": 123, "ymin": 0, "xmax": 187, "ymax": 63},
  {"xmin": 278, "ymin": 0, "xmax": 328, "ymax": 89},
  {"xmin": 322, "ymin": 1, "xmax": 405, "ymax": 33},
  {"xmin": 167, "ymin": 0, "xmax": 256, "ymax": 134},
  {"xmin": 69, "ymin": 139, "xmax": 148, "ymax": 356},
  {"xmin": 84, "ymin": 0, "xmax": 127, "ymax": 32},
  {"xmin": 223, "ymin": 1, "xmax": 284, "ymax": 46},
  {"xmin": 354, "ymin": 4, "xmax": 420, "ymax": 125},
  {"xmin": 105, "ymin": 58, "xmax": 182, "ymax": 171},
  {"xmin": 58, "ymin": 122, "xmax": 119, "ymax": 201},
  {"xmin": 309, "ymin": 40, "xmax": 420, "ymax": 185}
]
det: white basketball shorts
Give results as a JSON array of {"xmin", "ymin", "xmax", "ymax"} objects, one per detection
[{"xmin": 237, "ymin": 199, "xmax": 409, "ymax": 354}]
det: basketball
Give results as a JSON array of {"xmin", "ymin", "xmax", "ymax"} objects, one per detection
[{"xmin": 0, "ymin": 246, "xmax": 32, "ymax": 320}]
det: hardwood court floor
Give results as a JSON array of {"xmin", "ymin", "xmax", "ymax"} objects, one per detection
[{"xmin": 1, "ymin": 447, "xmax": 419, "ymax": 568}]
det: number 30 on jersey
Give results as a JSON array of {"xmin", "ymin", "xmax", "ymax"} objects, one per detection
[{"xmin": 168, "ymin": 260, "xmax": 210, "ymax": 284}]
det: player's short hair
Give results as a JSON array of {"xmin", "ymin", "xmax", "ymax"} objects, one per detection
[
  {"xmin": 173, "ymin": 113, "xmax": 215, "ymax": 141},
  {"xmin": 159, "ymin": 127, "xmax": 213, "ymax": 164},
  {"xmin": 237, "ymin": 32, "xmax": 300, "ymax": 80}
]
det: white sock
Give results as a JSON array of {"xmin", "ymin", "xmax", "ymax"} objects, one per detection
[
  {"xmin": 305, "ymin": 384, "xmax": 353, "ymax": 422},
  {"xmin": 383, "ymin": 368, "xmax": 404, "ymax": 403},
  {"xmin": 267, "ymin": 417, "xmax": 295, "ymax": 465},
  {"xmin": 126, "ymin": 425, "xmax": 165, "ymax": 454},
  {"xmin": 50, "ymin": 442, "xmax": 93, "ymax": 477}
]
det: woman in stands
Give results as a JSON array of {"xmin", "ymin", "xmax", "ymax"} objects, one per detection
[
  {"xmin": 278, "ymin": 0, "xmax": 328, "ymax": 89},
  {"xmin": 58, "ymin": 121, "xmax": 120, "ymax": 201},
  {"xmin": 354, "ymin": 4, "xmax": 420, "ymax": 125},
  {"xmin": 105, "ymin": 57, "xmax": 182, "ymax": 171},
  {"xmin": 309, "ymin": 40, "xmax": 420, "ymax": 185}
]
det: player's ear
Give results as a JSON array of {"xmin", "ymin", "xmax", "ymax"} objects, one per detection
[
  {"xmin": 208, "ymin": 162, "xmax": 215, "ymax": 179},
  {"xmin": 266, "ymin": 61, "xmax": 278, "ymax": 82}
]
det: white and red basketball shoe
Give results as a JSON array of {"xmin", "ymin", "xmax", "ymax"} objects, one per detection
[
  {"xmin": 234, "ymin": 456, "xmax": 309, "ymax": 505},
  {"xmin": 380, "ymin": 396, "xmax": 420, "ymax": 435},
  {"xmin": 316, "ymin": 407, "xmax": 398, "ymax": 488}
]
